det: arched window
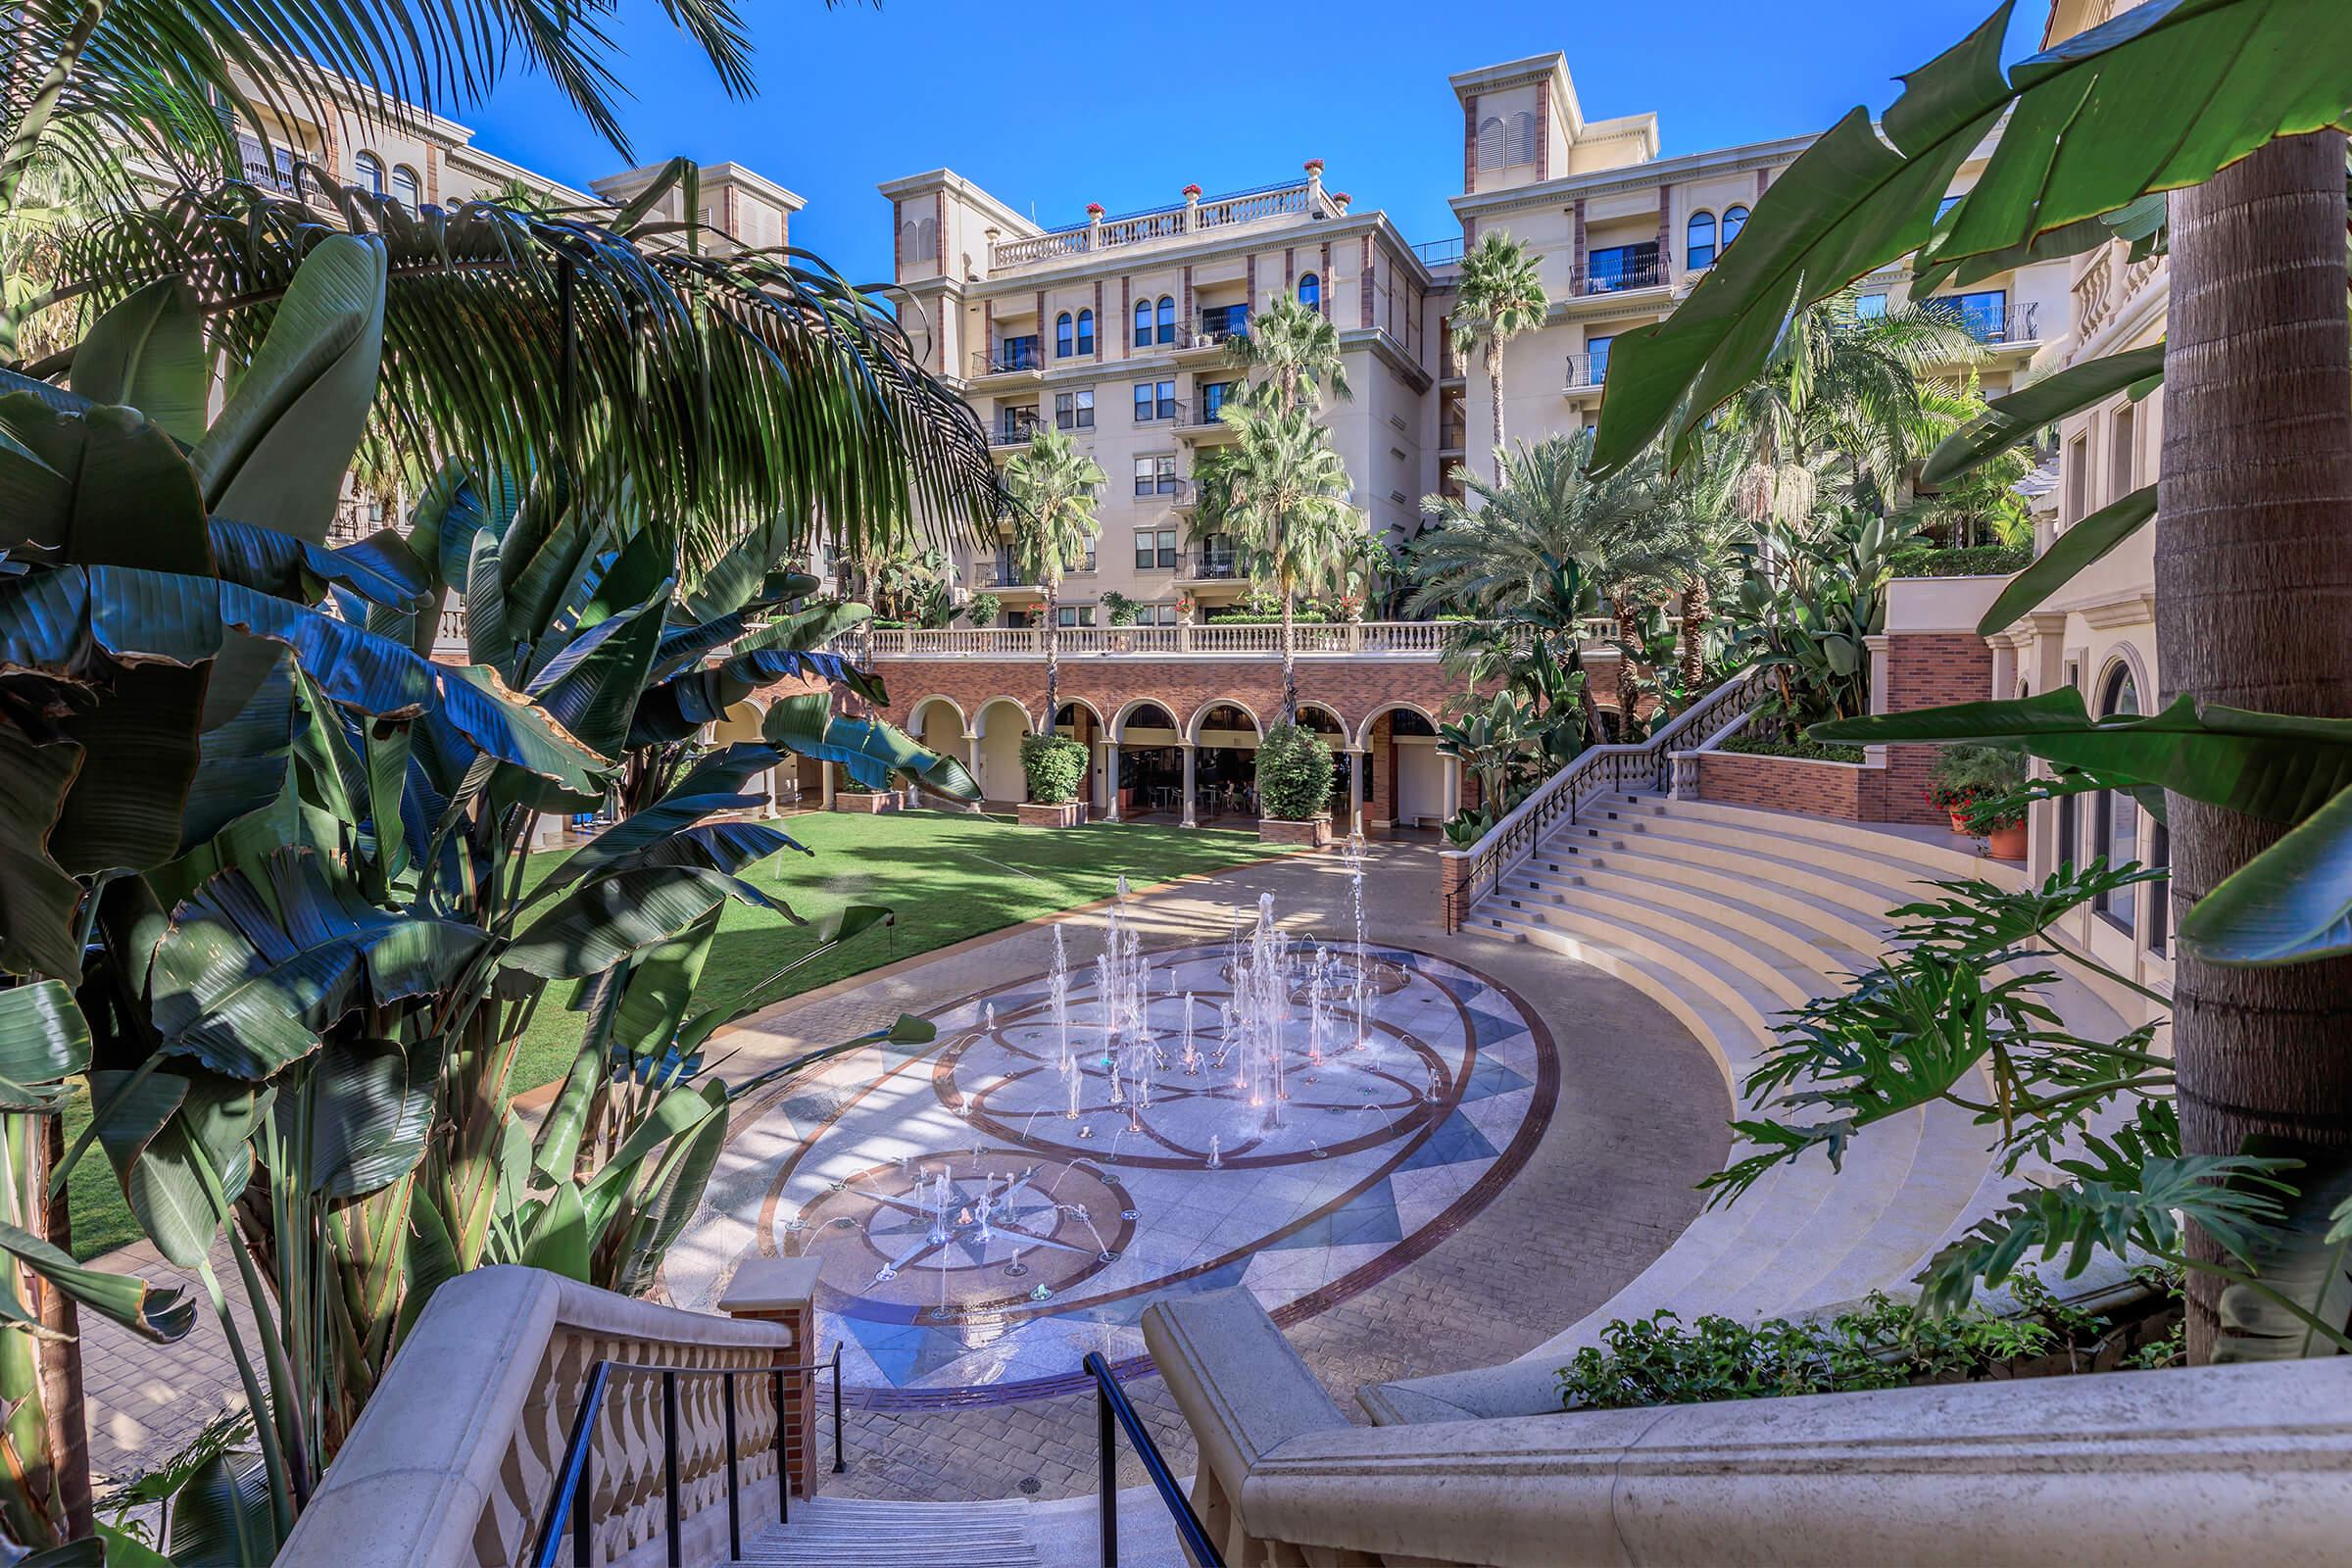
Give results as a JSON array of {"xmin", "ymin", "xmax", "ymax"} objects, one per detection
[
  {"xmin": 1476, "ymin": 117, "xmax": 1505, "ymax": 172},
  {"xmin": 1055, "ymin": 312, "xmax": 1074, "ymax": 358},
  {"xmin": 354, "ymin": 150, "xmax": 384, "ymax": 195},
  {"xmin": 1075, "ymin": 308, "xmax": 1095, "ymax": 356},
  {"xmin": 390, "ymin": 164, "xmax": 421, "ymax": 208},
  {"xmin": 2092, "ymin": 662, "xmax": 2141, "ymax": 930},
  {"xmin": 1134, "ymin": 298, "xmax": 1152, "ymax": 346},
  {"xmin": 1686, "ymin": 210, "xmax": 1717, "ymax": 270},
  {"xmin": 1507, "ymin": 111, "xmax": 1538, "ymax": 167},
  {"xmin": 901, "ymin": 221, "xmax": 919, "ymax": 268},
  {"xmin": 1298, "ymin": 272, "xmax": 1320, "ymax": 312},
  {"xmin": 916, "ymin": 217, "xmax": 938, "ymax": 262},
  {"xmin": 1722, "ymin": 204, "xmax": 1750, "ymax": 248},
  {"xmin": 1155, "ymin": 294, "xmax": 1175, "ymax": 345}
]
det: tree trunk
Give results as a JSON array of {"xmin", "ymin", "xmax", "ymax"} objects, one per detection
[
  {"xmin": 34, "ymin": 1115, "xmax": 90, "ymax": 1544},
  {"xmin": 1042, "ymin": 576, "xmax": 1060, "ymax": 729},
  {"xmin": 1278, "ymin": 590, "xmax": 1298, "ymax": 724},
  {"xmin": 1679, "ymin": 578, "xmax": 1710, "ymax": 690},
  {"xmin": 2157, "ymin": 132, "xmax": 2352, "ymax": 1364},
  {"xmin": 1486, "ymin": 332, "xmax": 1507, "ymax": 479}
]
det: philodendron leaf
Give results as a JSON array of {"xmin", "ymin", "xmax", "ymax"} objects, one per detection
[
  {"xmin": 1977, "ymin": 485, "xmax": 2157, "ymax": 635},
  {"xmin": 1812, "ymin": 688, "xmax": 2352, "ymax": 825},
  {"xmin": 1921, "ymin": 345, "xmax": 2167, "ymax": 486},
  {"xmin": 2180, "ymin": 784, "xmax": 2352, "ymax": 965}
]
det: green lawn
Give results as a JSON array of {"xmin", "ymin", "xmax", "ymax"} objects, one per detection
[{"xmin": 66, "ymin": 810, "xmax": 1286, "ymax": 1259}]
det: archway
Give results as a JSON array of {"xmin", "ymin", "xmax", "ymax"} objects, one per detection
[
  {"xmin": 1110, "ymin": 701, "xmax": 1184, "ymax": 818},
  {"xmin": 1054, "ymin": 699, "xmax": 1112, "ymax": 811},
  {"xmin": 972, "ymin": 697, "xmax": 1034, "ymax": 806},
  {"xmin": 1356, "ymin": 703, "xmax": 1450, "ymax": 834},
  {"xmin": 1296, "ymin": 702, "xmax": 1353, "ymax": 828},
  {"xmin": 908, "ymin": 696, "xmax": 975, "ymax": 799},
  {"xmin": 1187, "ymin": 700, "xmax": 1263, "ymax": 823}
]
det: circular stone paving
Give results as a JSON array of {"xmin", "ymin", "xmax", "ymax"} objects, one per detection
[{"xmin": 665, "ymin": 939, "xmax": 1556, "ymax": 1404}]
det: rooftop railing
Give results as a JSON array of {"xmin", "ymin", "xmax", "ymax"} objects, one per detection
[
  {"xmin": 1412, "ymin": 235, "xmax": 1464, "ymax": 267},
  {"xmin": 989, "ymin": 178, "xmax": 1342, "ymax": 271}
]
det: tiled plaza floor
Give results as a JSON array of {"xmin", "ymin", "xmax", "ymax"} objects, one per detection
[{"xmin": 76, "ymin": 832, "xmax": 1730, "ymax": 1504}]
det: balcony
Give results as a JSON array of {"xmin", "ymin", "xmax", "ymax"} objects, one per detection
[
  {"xmin": 235, "ymin": 132, "xmax": 308, "ymax": 197},
  {"xmin": 1412, "ymin": 236, "xmax": 1464, "ymax": 267},
  {"xmin": 1178, "ymin": 548, "xmax": 1243, "ymax": 582},
  {"xmin": 1175, "ymin": 314, "xmax": 1250, "ymax": 360},
  {"xmin": 1572, "ymin": 259, "xmax": 1669, "ymax": 296},
  {"xmin": 1178, "ymin": 396, "xmax": 1242, "ymax": 443},
  {"xmin": 1562, "ymin": 353, "xmax": 1610, "ymax": 396},
  {"xmin": 989, "ymin": 412, "xmax": 1041, "ymax": 449},
  {"xmin": 969, "ymin": 341, "xmax": 1043, "ymax": 379},
  {"xmin": 986, "ymin": 177, "xmax": 1344, "ymax": 273},
  {"xmin": 837, "ymin": 618, "xmax": 1496, "ymax": 662}
]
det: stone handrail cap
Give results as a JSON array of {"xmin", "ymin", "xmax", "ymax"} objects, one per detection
[{"xmin": 720, "ymin": 1254, "xmax": 824, "ymax": 1315}]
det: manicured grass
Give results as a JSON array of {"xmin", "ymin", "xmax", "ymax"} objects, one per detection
[{"xmin": 66, "ymin": 810, "xmax": 1287, "ymax": 1260}]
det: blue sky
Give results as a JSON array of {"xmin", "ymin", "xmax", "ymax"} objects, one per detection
[{"xmin": 459, "ymin": 0, "xmax": 2051, "ymax": 283}]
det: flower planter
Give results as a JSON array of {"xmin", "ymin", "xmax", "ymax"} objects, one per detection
[
  {"xmin": 830, "ymin": 791, "xmax": 899, "ymax": 815},
  {"xmin": 1016, "ymin": 800, "xmax": 1088, "ymax": 829},
  {"xmin": 1986, "ymin": 820, "xmax": 2028, "ymax": 860},
  {"xmin": 1258, "ymin": 815, "xmax": 1332, "ymax": 849},
  {"xmin": 1947, "ymin": 808, "xmax": 1973, "ymax": 836}
]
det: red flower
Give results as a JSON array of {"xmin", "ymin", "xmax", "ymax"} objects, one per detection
[{"xmin": 1182, "ymin": 183, "xmax": 1202, "ymax": 198}]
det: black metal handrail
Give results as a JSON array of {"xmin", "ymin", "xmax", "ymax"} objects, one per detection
[
  {"xmin": 1083, "ymin": 1351, "xmax": 1224, "ymax": 1568},
  {"xmin": 529, "ymin": 1347, "xmax": 844, "ymax": 1568},
  {"xmin": 1574, "ymin": 260, "xmax": 1669, "ymax": 294},
  {"xmin": 1440, "ymin": 664, "xmax": 1765, "ymax": 933}
]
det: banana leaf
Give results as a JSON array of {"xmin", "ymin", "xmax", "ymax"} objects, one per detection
[
  {"xmin": 1812, "ymin": 689, "xmax": 2352, "ymax": 823},
  {"xmin": 0, "ymin": 1219, "xmax": 196, "ymax": 1343},
  {"xmin": 1976, "ymin": 485, "xmax": 2158, "ymax": 635},
  {"xmin": 1591, "ymin": 0, "xmax": 2352, "ymax": 474},
  {"xmin": 501, "ymin": 865, "xmax": 782, "ymax": 981},
  {"xmin": 150, "ymin": 847, "xmax": 488, "ymax": 1078},
  {"xmin": 760, "ymin": 692, "xmax": 982, "ymax": 801},
  {"xmin": 0, "ymin": 728, "xmax": 87, "ymax": 979},
  {"xmin": 0, "ymin": 981, "xmax": 92, "ymax": 1111},
  {"xmin": 67, "ymin": 278, "xmax": 209, "ymax": 447},
  {"xmin": 208, "ymin": 518, "xmax": 431, "ymax": 610}
]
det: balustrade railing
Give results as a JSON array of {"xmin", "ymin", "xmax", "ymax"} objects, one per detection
[
  {"xmin": 988, "ymin": 180, "xmax": 1336, "ymax": 271},
  {"xmin": 841, "ymin": 619, "xmax": 1487, "ymax": 661},
  {"xmin": 1438, "ymin": 665, "xmax": 1766, "ymax": 933}
]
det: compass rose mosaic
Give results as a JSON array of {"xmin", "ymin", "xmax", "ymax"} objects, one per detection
[{"xmin": 666, "ymin": 928, "xmax": 1555, "ymax": 1403}]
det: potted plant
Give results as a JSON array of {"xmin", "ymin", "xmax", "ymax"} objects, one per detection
[
  {"xmin": 965, "ymin": 590, "xmax": 1002, "ymax": 627},
  {"xmin": 830, "ymin": 780, "xmax": 900, "ymax": 814},
  {"xmin": 1017, "ymin": 732, "xmax": 1091, "ymax": 827},
  {"xmin": 1255, "ymin": 720, "xmax": 1336, "ymax": 847},
  {"xmin": 1930, "ymin": 744, "xmax": 2028, "ymax": 858}
]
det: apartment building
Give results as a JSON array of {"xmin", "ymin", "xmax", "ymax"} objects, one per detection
[
  {"xmin": 883, "ymin": 50, "xmax": 2078, "ymax": 632},
  {"xmin": 881, "ymin": 162, "xmax": 1440, "ymax": 626},
  {"xmin": 1442, "ymin": 53, "xmax": 2072, "ymax": 472}
]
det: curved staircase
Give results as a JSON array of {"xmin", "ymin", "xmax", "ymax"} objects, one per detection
[{"xmin": 1365, "ymin": 790, "xmax": 2147, "ymax": 1425}]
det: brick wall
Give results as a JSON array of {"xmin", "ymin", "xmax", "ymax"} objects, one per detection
[
  {"xmin": 1697, "ymin": 752, "xmax": 1880, "ymax": 818},
  {"xmin": 1880, "ymin": 630, "xmax": 1995, "ymax": 827}
]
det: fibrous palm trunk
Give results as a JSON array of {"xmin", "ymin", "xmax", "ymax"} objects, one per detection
[
  {"xmin": 2157, "ymin": 132, "xmax": 2352, "ymax": 1363},
  {"xmin": 1486, "ymin": 332, "xmax": 1507, "ymax": 479},
  {"xmin": 1679, "ymin": 578, "xmax": 1711, "ymax": 690},
  {"xmin": 1278, "ymin": 588, "xmax": 1298, "ymax": 724},
  {"xmin": 1042, "ymin": 575, "xmax": 1061, "ymax": 733}
]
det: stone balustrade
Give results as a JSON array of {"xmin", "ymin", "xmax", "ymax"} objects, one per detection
[
  {"xmin": 288, "ymin": 1264, "xmax": 800, "ymax": 1568},
  {"xmin": 839, "ymin": 620, "xmax": 1611, "ymax": 662},
  {"xmin": 1144, "ymin": 1288, "xmax": 2352, "ymax": 1568},
  {"xmin": 988, "ymin": 178, "xmax": 1338, "ymax": 272}
]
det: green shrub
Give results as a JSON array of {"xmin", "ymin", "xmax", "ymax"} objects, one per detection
[
  {"xmin": 1929, "ymin": 743, "xmax": 2028, "ymax": 830},
  {"xmin": 966, "ymin": 591, "xmax": 1002, "ymax": 626},
  {"xmin": 1205, "ymin": 607, "xmax": 1332, "ymax": 624},
  {"xmin": 1890, "ymin": 543, "xmax": 2034, "ymax": 577},
  {"xmin": 1719, "ymin": 734, "xmax": 1867, "ymax": 765},
  {"xmin": 1557, "ymin": 1291, "xmax": 2062, "ymax": 1410},
  {"xmin": 1101, "ymin": 590, "xmax": 1140, "ymax": 626},
  {"xmin": 1019, "ymin": 732, "xmax": 1090, "ymax": 805},
  {"xmin": 1255, "ymin": 721, "xmax": 1335, "ymax": 820}
]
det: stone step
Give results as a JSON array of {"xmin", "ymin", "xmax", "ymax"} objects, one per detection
[
  {"xmin": 1497, "ymin": 880, "xmax": 1818, "ymax": 1011},
  {"xmin": 1521, "ymin": 862, "xmax": 1884, "ymax": 980},
  {"xmin": 1523, "ymin": 839, "xmax": 1891, "ymax": 956},
  {"xmin": 1599, "ymin": 795, "xmax": 2002, "ymax": 884},
  {"xmin": 1556, "ymin": 818, "xmax": 1942, "ymax": 915},
  {"xmin": 732, "ymin": 1499, "xmax": 1042, "ymax": 1568}
]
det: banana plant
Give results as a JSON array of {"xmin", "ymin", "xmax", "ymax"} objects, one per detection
[{"xmin": 2, "ymin": 234, "xmax": 983, "ymax": 1558}]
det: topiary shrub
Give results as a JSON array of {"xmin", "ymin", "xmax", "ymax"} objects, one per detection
[
  {"xmin": 1255, "ymin": 721, "xmax": 1334, "ymax": 820},
  {"xmin": 1020, "ymin": 733, "xmax": 1089, "ymax": 805}
]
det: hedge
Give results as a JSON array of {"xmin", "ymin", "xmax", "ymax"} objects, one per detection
[
  {"xmin": 1019, "ymin": 733, "xmax": 1090, "ymax": 805},
  {"xmin": 1255, "ymin": 721, "xmax": 1335, "ymax": 820}
]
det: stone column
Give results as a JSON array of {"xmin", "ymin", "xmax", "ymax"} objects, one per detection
[
  {"xmin": 1440, "ymin": 756, "xmax": 1461, "ymax": 821},
  {"xmin": 1347, "ymin": 750, "xmax": 1366, "ymax": 838},
  {"xmin": 1181, "ymin": 745, "xmax": 1198, "ymax": 828},
  {"xmin": 1103, "ymin": 740, "xmax": 1122, "ymax": 820},
  {"xmin": 719, "ymin": 1255, "xmax": 825, "ymax": 1499},
  {"xmin": 820, "ymin": 761, "xmax": 837, "ymax": 809}
]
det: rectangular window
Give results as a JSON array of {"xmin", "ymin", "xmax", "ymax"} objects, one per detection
[
  {"xmin": 1583, "ymin": 242, "xmax": 1661, "ymax": 293},
  {"xmin": 1586, "ymin": 335, "xmax": 1614, "ymax": 385},
  {"xmin": 2065, "ymin": 434, "xmax": 2089, "ymax": 525},
  {"xmin": 1055, "ymin": 604, "xmax": 1097, "ymax": 627},
  {"xmin": 1054, "ymin": 390, "xmax": 1095, "ymax": 431},
  {"xmin": 999, "ymin": 335, "xmax": 1040, "ymax": 371},
  {"xmin": 1928, "ymin": 288, "xmax": 2009, "ymax": 343},
  {"xmin": 1133, "ymin": 455, "xmax": 1177, "ymax": 497},
  {"xmin": 1200, "ymin": 380, "xmax": 1238, "ymax": 421},
  {"xmin": 1855, "ymin": 293, "xmax": 1888, "ymax": 319},
  {"xmin": 1132, "ymin": 379, "xmax": 1176, "ymax": 422},
  {"xmin": 2110, "ymin": 404, "xmax": 2137, "ymax": 502},
  {"xmin": 2145, "ymin": 820, "xmax": 2171, "ymax": 955},
  {"xmin": 1133, "ymin": 528, "xmax": 1177, "ymax": 569}
]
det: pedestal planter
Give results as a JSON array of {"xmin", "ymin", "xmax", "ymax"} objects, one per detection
[
  {"xmin": 830, "ymin": 791, "xmax": 899, "ymax": 815},
  {"xmin": 1259, "ymin": 815, "xmax": 1332, "ymax": 848},
  {"xmin": 1016, "ymin": 800, "xmax": 1089, "ymax": 828}
]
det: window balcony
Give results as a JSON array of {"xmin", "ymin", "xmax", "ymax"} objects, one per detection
[
  {"xmin": 1572, "ymin": 259, "xmax": 1668, "ymax": 295},
  {"xmin": 1562, "ymin": 353, "xmax": 1610, "ymax": 395},
  {"xmin": 990, "ymin": 411, "xmax": 1042, "ymax": 448},
  {"xmin": 1179, "ymin": 548, "xmax": 1244, "ymax": 582},
  {"xmin": 235, "ymin": 132, "xmax": 308, "ymax": 196},
  {"xmin": 1133, "ymin": 477, "xmax": 1194, "ymax": 506},
  {"xmin": 1132, "ymin": 398, "xmax": 1188, "ymax": 426},
  {"xmin": 970, "ymin": 341, "xmax": 1044, "ymax": 378}
]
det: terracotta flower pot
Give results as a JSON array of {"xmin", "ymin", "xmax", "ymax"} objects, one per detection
[{"xmin": 1986, "ymin": 820, "xmax": 2027, "ymax": 860}]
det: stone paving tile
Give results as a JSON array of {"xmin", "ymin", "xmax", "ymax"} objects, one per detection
[{"xmin": 74, "ymin": 836, "xmax": 1731, "ymax": 1508}]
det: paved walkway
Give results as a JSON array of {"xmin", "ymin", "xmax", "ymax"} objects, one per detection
[{"xmin": 75, "ymin": 834, "xmax": 1730, "ymax": 1504}]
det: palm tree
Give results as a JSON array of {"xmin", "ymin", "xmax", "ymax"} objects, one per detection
[
  {"xmin": 1004, "ymin": 426, "xmax": 1104, "ymax": 726},
  {"xmin": 1229, "ymin": 290, "xmax": 1349, "ymax": 412},
  {"xmin": 1723, "ymin": 290, "xmax": 1983, "ymax": 524},
  {"xmin": 1218, "ymin": 401, "xmax": 1357, "ymax": 722},
  {"xmin": 1451, "ymin": 233, "xmax": 1549, "ymax": 477},
  {"xmin": 1651, "ymin": 428, "xmax": 1750, "ymax": 689}
]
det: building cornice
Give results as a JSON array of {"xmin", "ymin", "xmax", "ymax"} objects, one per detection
[
  {"xmin": 1451, "ymin": 129, "xmax": 1814, "ymax": 220},
  {"xmin": 876, "ymin": 169, "xmax": 1038, "ymax": 237},
  {"xmin": 956, "ymin": 211, "xmax": 1433, "ymax": 301},
  {"xmin": 593, "ymin": 160, "xmax": 805, "ymax": 213}
]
